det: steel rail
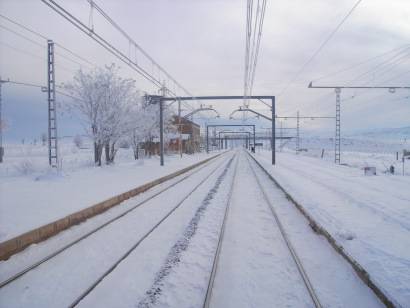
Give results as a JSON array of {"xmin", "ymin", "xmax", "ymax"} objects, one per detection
[
  {"xmin": 68, "ymin": 151, "xmax": 237, "ymax": 308},
  {"xmin": 0, "ymin": 151, "xmax": 231, "ymax": 288},
  {"xmin": 244, "ymin": 150, "xmax": 322, "ymax": 308},
  {"xmin": 203, "ymin": 151, "xmax": 240, "ymax": 308}
]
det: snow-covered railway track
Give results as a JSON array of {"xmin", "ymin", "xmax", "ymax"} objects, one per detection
[
  {"xmin": 0, "ymin": 151, "xmax": 235, "ymax": 308},
  {"xmin": 204, "ymin": 150, "xmax": 322, "ymax": 307}
]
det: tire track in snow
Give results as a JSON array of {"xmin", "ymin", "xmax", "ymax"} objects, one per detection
[{"xmin": 137, "ymin": 155, "xmax": 235, "ymax": 308}]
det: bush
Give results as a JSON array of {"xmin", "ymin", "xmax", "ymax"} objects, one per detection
[
  {"xmin": 118, "ymin": 139, "xmax": 130, "ymax": 149},
  {"xmin": 14, "ymin": 160, "xmax": 36, "ymax": 174}
]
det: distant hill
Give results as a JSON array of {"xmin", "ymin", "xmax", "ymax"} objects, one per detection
[{"xmin": 301, "ymin": 127, "xmax": 410, "ymax": 140}]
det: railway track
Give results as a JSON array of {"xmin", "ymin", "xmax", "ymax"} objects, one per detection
[
  {"xmin": 203, "ymin": 149, "xmax": 322, "ymax": 307},
  {"xmin": 0, "ymin": 151, "xmax": 236, "ymax": 308}
]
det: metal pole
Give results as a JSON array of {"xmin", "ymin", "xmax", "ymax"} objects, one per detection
[
  {"xmin": 253, "ymin": 126, "xmax": 255, "ymax": 150},
  {"xmin": 206, "ymin": 125, "xmax": 209, "ymax": 154},
  {"xmin": 225, "ymin": 135, "xmax": 227, "ymax": 149},
  {"xmin": 296, "ymin": 111, "xmax": 300, "ymax": 155},
  {"xmin": 0, "ymin": 79, "xmax": 4, "ymax": 163},
  {"xmin": 47, "ymin": 40, "xmax": 58, "ymax": 167},
  {"xmin": 159, "ymin": 97, "xmax": 164, "ymax": 166},
  {"xmin": 178, "ymin": 98, "xmax": 181, "ymax": 120},
  {"xmin": 335, "ymin": 88, "xmax": 341, "ymax": 163},
  {"xmin": 272, "ymin": 97, "xmax": 275, "ymax": 165},
  {"xmin": 0, "ymin": 77, "xmax": 7, "ymax": 163}
]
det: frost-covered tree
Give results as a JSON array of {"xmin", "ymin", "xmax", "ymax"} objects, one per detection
[
  {"xmin": 41, "ymin": 132, "xmax": 47, "ymax": 146},
  {"xmin": 126, "ymin": 96, "xmax": 177, "ymax": 159},
  {"xmin": 21, "ymin": 137, "xmax": 25, "ymax": 145},
  {"xmin": 72, "ymin": 134, "xmax": 84, "ymax": 147},
  {"xmin": 62, "ymin": 64, "xmax": 140, "ymax": 166},
  {"xmin": 33, "ymin": 138, "xmax": 37, "ymax": 145}
]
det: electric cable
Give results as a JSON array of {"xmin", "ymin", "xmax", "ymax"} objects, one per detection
[
  {"xmin": 0, "ymin": 15, "xmax": 48, "ymax": 39},
  {"xmin": 277, "ymin": 0, "xmax": 362, "ymax": 98},
  {"xmin": 0, "ymin": 24, "xmax": 94, "ymax": 71},
  {"xmin": 0, "ymin": 42, "xmax": 76, "ymax": 74},
  {"xmin": 312, "ymin": 43, "xmax": 410, "ymax": 83}
]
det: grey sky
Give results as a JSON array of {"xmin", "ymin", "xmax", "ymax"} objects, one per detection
[{"xmin": 1, "ymin": 0, "xmax": 409, "ymax": 142}]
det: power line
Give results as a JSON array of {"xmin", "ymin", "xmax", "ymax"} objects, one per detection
[
  {"xmin": 277, "ymin": 0, "xmax": 362, "ymax": 98},
  {"xmin": 0, "ymin": 15, "xmax": 48, "ymax": 39},
  {"xmin": 0, "ymin": 42, "xmax": 76, "ymax": 74},
  {"xmin": 312, "ymin": 43, "xmax": 410, "ymax": 83},
  {"xmin": 1, "ymin": 16, "xmax": 99, "ymax": 71},
  {"xmin": 6, "ymin": 80, "xmax": 45, "ymax": 88},
  {"xmin": 42, "ymin": 0, "xmax": 214, "ymax": 124},
  {"xmin": 0, "ymin": 25, "xmax": 44, "ymax": 48}
]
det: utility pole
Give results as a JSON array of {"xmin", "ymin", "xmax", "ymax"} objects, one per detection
[
  {"xmin": 296, "ymin": 111, "xmax": 300, "ymax": 155},
  {"xmin": 0, "ymin": 77, "xmax": 9, "ymax": 163},
  {"xmin": 159, "ymin": 96, "xmax": 164, "ymax": 166},
  {"xmin": 308, "ymin": 82, "xmax": 410, "ymax": 164},
  {"xmin": 45, "ymin": 40, "xmax": 58, "ymax": 167},
  {"xmin": 335, "ymin": 88, "xmax": 341, "ymax": 163},
  {"xmin": 190, "ymin": 115, "xmax": 194, "ymax": 154}
]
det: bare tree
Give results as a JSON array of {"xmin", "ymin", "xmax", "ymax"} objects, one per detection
[
  {"xmin": 33, "ymin": 138, "xmax": 37, "ymax": 145},
  {"xmin": 0, "ymin": 117, "xmax": 12, "ymax": 133},
  {"xmin": 41, "ymin": 133, "xmax": 47, "ymax": 146},
  {"xmin": 21, "ymin": 138, "xmax": 25, "ymax": 145},
  {"xmin": 72, "ymin": 134, "xmax": 84, "ymax": 147}
]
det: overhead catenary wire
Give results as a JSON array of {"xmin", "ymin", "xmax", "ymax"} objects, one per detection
[
  {"xmin": 0, "ymin": 14, "xmax": 48, "ymax": 39},
  {"xmin": 0, "ymin": 42, "xmax": 76, "ymax": 74},
  {"xmin": 312, "ymin": 43, "xmax": 410, "ymax": 83},
  {"xmin": 277, "ymin": 0, "xmax": 362, "ymax": 98},
  {"xmin": 42, "ymin": 0, "xmax": 214, "ymax": 124},
  {"xmin": 243, "ymin": 0, "xmax": 267, "ymax": 126},
  {"xmin": 0, "ymin": 22, "xmax": 95, "ymax": 71},
  {"xmin": 82, "ymin": 0, "xmax": 215, "ymax": 123}
]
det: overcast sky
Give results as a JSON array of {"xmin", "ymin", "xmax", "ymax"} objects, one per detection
[{"xmin": 1, "ymin": 0, "xmax": 409, "ymax": 142}]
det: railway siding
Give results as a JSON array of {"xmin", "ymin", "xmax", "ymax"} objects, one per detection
[
  {"xmin": 247, "ymin": 152, "xmax": 402, "ymax": 308},
  {"xmin": 0, "ymin": 152, "xmax": 227, "ymax": 261}
]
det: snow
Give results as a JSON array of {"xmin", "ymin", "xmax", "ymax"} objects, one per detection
[
  {"xmin": 0, "ymin": 151, "xmax": 235, "ymax": 307},
  {"xmin": 0, "ymin": 138, "xmax": 224, "ymax": 243},
  {"xmin": 1, "ymin": 128, "xmax": 409, "ymax": 307},
  {"xmin": 1, "ymin": 150, "xmax": 385, "ymax": 307},
  {"xmin": 251, "ymin": 144, "xmax": 410, "ymax": 306}
]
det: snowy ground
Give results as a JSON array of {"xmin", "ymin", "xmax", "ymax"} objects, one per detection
[
  {"xmin": 0, "ymin": 137, "xmax": 224, "ymax": 242},
  {"xmin": 1, "ymin": 130, "xmax": 409, "ymax": 307},
  {"xmin": 252, "ymin": 144, "xmax": 410, "ymax": 306},
  {"xmin": 0, "ymin": 151, "xmax": 385, "ymax": 307}
]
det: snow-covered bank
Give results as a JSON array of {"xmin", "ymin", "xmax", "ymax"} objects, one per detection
[
  {"xmin": 251, "ymin": 148, "xmax": 410, "ymax": 306},
  {"xmin": 0, "ymin": 140, "xmax": 226, "ymax": 243}
]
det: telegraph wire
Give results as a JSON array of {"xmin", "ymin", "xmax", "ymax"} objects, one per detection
[
  {"xmin": 277, "ymin": 0, "xmax": 362, "ymax": 98},
  {"xmin": 6, "ymin": 80, "xmax": 45, "ymax": 88},
  {"xmin": 0, "ymin": 24, "xmax": 94, "ymax": 71},
  {"xmin": 312, "ymin": 43, "xmax": 410, "ymax": 83},
  {"xmin": 0, "ymin": 42, "xmax": 46, "ymax": 62},
  {"xmin": 0, "ymin": 42, "xmax": 77, "ymax": 74},
  {"xmin": 277, "ymin": 49, "xmax": 410, "ymax": 120},
  {"xmin": 42, "ymin": 0, "xmax": 213, "ymax": 124},
  {"xmin": 1, "ymin": 16, "xmax": 99, "ymax": 71},
  {"xmin": 83, "ymin": 0, "xmax": 214, "ymax": 123},
  {"xmin": 0, "ymin": 25, "xmax": 44, "ymax": 48},
  {"xmin": 0, "ymin": 15, "xmax": 48, "ymax": 39}
]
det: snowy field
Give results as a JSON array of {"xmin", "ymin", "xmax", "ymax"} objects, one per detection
[{"xmin": 0, "ymin": 137, "xmax": 223, "ymax": 242}]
